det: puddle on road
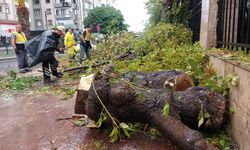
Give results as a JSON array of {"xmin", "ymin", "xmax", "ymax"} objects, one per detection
[{"xmin": 0, "ymin": 92, "xmax": 178, "ymax": 150}]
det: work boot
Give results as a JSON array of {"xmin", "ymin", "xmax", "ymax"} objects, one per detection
[
  {"xmin": 44, "ymin": 78, "xmax": 51, "ymax": 84},
  {"xmin": 25, "ymin": 68, "xmax": 32, "ymax": 72},
  {"xmin": 19, "ymin": 69, "xmax": 26, "ymax": 73},
  {"xmin": 43, "ymin": 78, "xmax": 56, "ymax": 85}
]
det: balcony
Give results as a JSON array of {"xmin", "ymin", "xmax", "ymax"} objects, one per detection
[
  {"xmin": 54, "ymin": 2, "xmax": 71, "ymax": 8},
  {"xmin": 55, "ymin": 14, "xmax": 71, "ymax": 19},
  {"xmin": 85, "ymin": 0, "xmax": 92, "ymax": 5}
]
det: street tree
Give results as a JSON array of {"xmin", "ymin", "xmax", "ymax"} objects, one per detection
[
  {"xmin": 17, "ymin": 0, "xmax": 30, "ymax": 38},
  {"xmin": 146, "ymin": 0, "xmax": 191, "ymax": 27},
  {"xmin": 84, "ymin": 6, "xmax": 128, "ymax": 34}
]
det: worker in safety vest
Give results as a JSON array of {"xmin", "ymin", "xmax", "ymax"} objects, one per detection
[
  {"xmin": 11, "ymin": 24, "xmax": 31, "ymax": 73},
  {"xmin": 64, "ymin": 28, "xmax": 79, "ymax": 60},
  {"xmin": 79, "ymin": 25, "xmax": 93, "ymax": 64}
]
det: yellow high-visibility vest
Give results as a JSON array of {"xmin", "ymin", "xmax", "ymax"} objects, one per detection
[
  {"xmin": 84, "ymin": 29, "xmax": 92, "ymax": 41},
  {"xmin": 64, "ymin": 31, "xmax": 76, "ymax": 48},
  {"xmin": 13, "ymin": 31, "xmax": 27, "ymax": 44}
]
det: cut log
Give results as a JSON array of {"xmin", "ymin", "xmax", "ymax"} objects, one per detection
[
  {"xmin": 74, "ymin": 74, "xmax": 94, "ymax": 114},
  {"xmin": 75, "ymin": 71, "xmax": 226, "ymax": 149},
  {"xmin": 75, "ymin": 70, "xmax": 194, "ymax": 114},
  {"xmin": 123, "ymin": 70, "xmax": 194, "ymax": 91}
]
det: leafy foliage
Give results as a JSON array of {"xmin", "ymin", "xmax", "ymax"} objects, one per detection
[
  {"xmin": 187, "ymin": 57, "xmax": 239, "ymax": 96},
  {"xmin": 0, "ymin": 75, "xmax": 39, "ymax": 91},
  {"xmin": 162, "ymin": 103, "xmax": 170, "ymax": 118},
  {"xmin": 205, "ymin": 127, "xmax": 233, "ymax": 150},
  {"xmin": 17, "ymin": 0, "xmax": 30, "ymax": 38},
  {"xmin": 146, "ymin": 0, "xmax": 191, "ymax": 26},
  {"xmin": 197, "ymin": 107, "xmax": 211, "ymax": 128},
  {"xmin": 84, "ymin": 6, "xmax": 128, "ymax": 34},
  {"xmin": 94, "ymin": 23, "xmax": 202, "ymax": 74}
]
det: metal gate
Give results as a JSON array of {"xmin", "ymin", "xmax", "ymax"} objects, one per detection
[
  {"xmin": 189, "ymin": 0, "xmax": 202, "ymax": 42},
  {"xmin": 217, "ymin": 0, "xmax": 250, "ymax": 52}
]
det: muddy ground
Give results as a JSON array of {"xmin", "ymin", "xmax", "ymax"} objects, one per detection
[{"xmin": 0, "ymin": 91, "xmax": 178, "ymax": 150}]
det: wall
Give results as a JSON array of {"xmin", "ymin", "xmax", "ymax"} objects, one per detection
[{"xmin": 209, "ymin": 54, "xmax": 250, "ymax": 150}]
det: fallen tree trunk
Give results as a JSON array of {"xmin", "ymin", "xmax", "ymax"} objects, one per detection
[{"xmin": 76, "ymin": 72, "xmax": 226, "ymax": 149}]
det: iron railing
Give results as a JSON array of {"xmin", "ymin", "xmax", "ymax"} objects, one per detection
[
  {"xmin": 189, "ymin": 0, "xmax": 202, "ymax": 42},
  {"xmin": 217, "ymin": 0, "xmax": 250, "ymax": 52}
]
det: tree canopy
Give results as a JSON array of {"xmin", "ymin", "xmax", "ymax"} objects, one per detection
[
  {"xmin": 84, "ymin": 6, "xmax": 128, "ymax": 34},
  {"xmin": 146, "ymin": 0, "xmax": 191, "ymax": 26},
  {"xmin": 17, "ymin": 0, "xmax": 30, "ymax": 38}
]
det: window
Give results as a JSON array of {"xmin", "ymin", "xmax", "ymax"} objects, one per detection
[
  {"xmin": 35, "ymin": 20, "xmax": 42, "ymax": 27},
  {"xmin": 46, "ymin": 0, "xmax": 50, "ymax": 3},
  {"xmin": 0, "ymin": 6, "xmax": 2, "ymax": 12},
  {"xmin": 34, "ymin": 9, "xmax": 41, "ymax": 16},
  {"xmin": 61, "ymin": 9, "xmax": 66, "ymax": 15},
  {"xmin": 46, "ymin": 9, "xmax": 51, "ymax": 15},
  {"xmin": 54, "ymin": 0, "xmax": 61, "ymax": 4},
  {"xmin": 15, "ymin": 5, "xmax": 18, "ymax": 14},
  {"xmin": 5, "ymin": 6, "xmax": 10, "ymax": 14},
  {"xmin": 34, "ymin": 0, "xmax": 40, "ymax": 4},
  {"xmin": 56, "ymin": 9, "xmax": 60, "ymax": 15},
  {"xmin": 60, "ymin": 0, "xmax": 65, "ymax": 3},
  {"xmin": 48, "ymin": 19, "xmax": 53, "ymax": 25}
]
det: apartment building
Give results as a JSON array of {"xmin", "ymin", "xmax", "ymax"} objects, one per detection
[
  {"xmin": 0, "ymin": 0, "xmax": 19, "ymax": 36},
  {"xmin": 29, "ymin": 0, "xmax": 116, "ymax": 31},
  {"xmin": 29, "ymin": 0, "xmax": 55, "ymax": 30},
  {"xmin": 29, "ymin": 0, "xmax": 85, "ymax": 31}
]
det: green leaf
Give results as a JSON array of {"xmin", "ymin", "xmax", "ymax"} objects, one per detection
[
  {"xmin": 109, "ymin": 127, "xmax": 119, "ymax": 143},
  {"xmin": 231, "ymin": 75, "xmax": 239, "ymax": 86},
  {"xmin": 198, "ymin": 109, "xmax": 204, "ymax": 128},
  {"xmin": 198, "ymin": 116, "xmax": 204, "ymax": 128},
  {"xmin": 204, "ymin": 112, "xmax": 211, "ymax": 119},
  {"xmin": 187, "ymin": 57, "xmax": 203, "ymax": 76},
  {"xmin": 138, "ymin": 92, "xmax": 145, "ymax": 102},
  {"xmin": 110, "ymin": 78, "xmax": 118, "ymax": 84},
  {"xmin": 122, "ymin": 128, "xmax": 131, "ymax": 138},
  {"xmin": 162, "ymin": 103, "xmax": 170, "ymax": 118},
  {"xmin": 119, "ymin": 122, "xmax": 129, "ymax": 129},
  {"xmin": 229, "ymin": 107, "xmax": 236, "ymax": 114},
  {"xmin": 96, "ymin": 114, "xmax": 107, "ymax": 128},
  {"xmin": 72, "ymin": 118, "xmax": 86, "ymax": 126},
  {"xmin": 205, "ymin": 119, "xmax": 212, "ymax": 127}
]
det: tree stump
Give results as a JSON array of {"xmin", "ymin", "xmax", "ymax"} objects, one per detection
[{"xmin": 75, "ymin": 71, "xmax": 226, "ymax": 150}]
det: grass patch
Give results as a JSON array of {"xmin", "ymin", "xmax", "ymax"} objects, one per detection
[{"xmin": 0, "ymin": 75, "xmax": 40, "ymax": 91}]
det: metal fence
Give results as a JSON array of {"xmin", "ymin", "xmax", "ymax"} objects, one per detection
[
  {"xmin": 189, "ymin": 0, "xmax": 202, "ymax": 43},
  {"xmin": 217, "ymin": 0, "xmax": 250, "ymax": 52}
]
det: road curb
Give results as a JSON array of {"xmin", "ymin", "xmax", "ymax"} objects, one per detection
[{"xmin": 0, "ymin": 57, "xmax": 16, "ymax": 61}]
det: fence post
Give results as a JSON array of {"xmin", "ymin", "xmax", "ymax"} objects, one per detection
[{"xmin": 200, "ymin": 0, "xmax": 219, "ymax": 49}]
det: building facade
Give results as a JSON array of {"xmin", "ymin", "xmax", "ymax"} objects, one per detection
[
  {"xmin": 0, "ymin": 0, "xmax": 19, "ymax": 36},
  {"xmin": 29, "ymin": 0, "xmax": 55, "ymax": 31},
  {"xmin": 29, "ymin": 0, "xmax": 87, "ymax": 31}
]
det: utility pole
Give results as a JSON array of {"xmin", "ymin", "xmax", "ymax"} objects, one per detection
[{"xmin": 44, "ymin": 10, "xmax": 48, "ymax": 29}]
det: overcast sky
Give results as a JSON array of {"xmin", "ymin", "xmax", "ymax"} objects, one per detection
[{"xmin": 113, "ymin": 0, "xmax": 149, "ymax": 32}]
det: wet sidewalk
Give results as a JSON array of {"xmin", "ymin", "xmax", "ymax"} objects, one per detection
[{"xmin": 0, "ymin": 93, "xmax": 177, "ymax": 150}]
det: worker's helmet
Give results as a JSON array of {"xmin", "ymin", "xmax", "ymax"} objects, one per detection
[{"xmin": 56, "ymin": 26, "xmax": 65, "ymax": 32}]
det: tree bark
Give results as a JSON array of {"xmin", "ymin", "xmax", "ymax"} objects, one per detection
[{"xmin": 76, "ymin": 72, "xmax": 226, "ymax": 149}]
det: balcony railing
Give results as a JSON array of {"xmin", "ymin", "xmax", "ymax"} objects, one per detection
[{"xmin": 54, "ymin": 2, "xmax": 71, "ymax": 8}]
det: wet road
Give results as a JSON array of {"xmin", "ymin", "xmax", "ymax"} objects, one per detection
[
  {"xmin": 0, "ymin": 92, "xmax": 178, "ymax": 150},
  {"xmin": 0, "ymin": 58, "xmax": 18, "ymax": 72}
]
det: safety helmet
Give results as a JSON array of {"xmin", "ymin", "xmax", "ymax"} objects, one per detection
[{"xmin": 56, "ymin": 26, "xmax": 65, "ymax": 32}]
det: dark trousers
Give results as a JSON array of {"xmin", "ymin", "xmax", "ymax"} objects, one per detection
[
  {"xmin": 42, "ymin": 55, "xmax": 59, "ymax": 81},
  {"xmin": 79, "ymin": 45, "xmax": 90, "ymax": 64},
  {"xmin": 15, "ymin": 48, "xmax": 29, "ymax": 70}
]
